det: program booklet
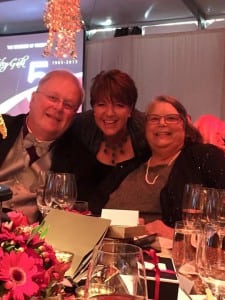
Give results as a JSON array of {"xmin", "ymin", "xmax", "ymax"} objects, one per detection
[{"xmin": 44, "ymin": 208, "xmax": 111, "ymax": 279}]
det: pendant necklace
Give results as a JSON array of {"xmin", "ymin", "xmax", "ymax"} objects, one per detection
[
  {"xmin": 103, "ymin": 134, "xmax": 128, "ymax": 165},
  {"xmin": 145, "ymin": 150, "xmax": 181, "ymax": 185}
]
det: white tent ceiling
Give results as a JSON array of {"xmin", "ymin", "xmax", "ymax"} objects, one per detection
[{"xmin": 0, "ymin": 0, "xmax": 225, "ymax": 35}]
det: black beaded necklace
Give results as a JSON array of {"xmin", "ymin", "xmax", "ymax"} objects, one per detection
[{"xmin": 103, "ymin": 135, "xmax": 128, "ymax": 165}]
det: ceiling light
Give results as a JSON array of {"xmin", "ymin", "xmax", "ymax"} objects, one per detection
[{"xmin": 101, "ymin": 18, "xmax": 113, "ymax": 26}]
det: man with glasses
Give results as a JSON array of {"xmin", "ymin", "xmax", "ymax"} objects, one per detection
[{"xmin": 0, "ymin": 70, "xmax": 94, "ymax": 223}]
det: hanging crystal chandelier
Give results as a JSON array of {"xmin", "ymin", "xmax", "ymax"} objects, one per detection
[{"xmin": 43, "ymin": 0, "xmax": 83, "ymax": 58}]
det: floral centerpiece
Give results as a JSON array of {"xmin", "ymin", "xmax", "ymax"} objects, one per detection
[{"xmin": 0, "ymin": 211, "xmax": 71, "ymax": 300}]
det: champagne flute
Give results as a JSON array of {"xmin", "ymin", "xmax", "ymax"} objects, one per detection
[
  {"xmin": 45, "ymin": 172, "xmax": 77, "ymax": 210},
  {"xmin": 172, "ymin": 220, "xmax": 202, "ymax": 277},
  {"xmin": 172, "ymin": 221, "xmax": 203, "ymax": 297},
  {"xmin": 85, "ymin": 242, "xmax": 148, "ymax": 300},
  {"xmin": 197, "ymin": 222, "xmax": 225, "ymax": 300},
  {"xmin": 217, "ymin": 189, "xmax": 225, "ymax": 223},
  {"xmin": 200, "ymin": 187, "xmax": 220, "ymax": 224},
  {"xmin": 182, "ymin": 183, "xmax": 203, "ymax": 223}
]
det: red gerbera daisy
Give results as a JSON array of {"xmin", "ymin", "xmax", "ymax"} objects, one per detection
[
  {"xmin": 0, "ymin": 251, "xmax": 40, "ymax": 300},
  {"xmin": 7, "ymin": 211, "xmax": 29, "ymax": 229}
]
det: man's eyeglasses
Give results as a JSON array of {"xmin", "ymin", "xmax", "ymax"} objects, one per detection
[
  {"xmin": 37, "ymin": 91, "xmax": 77, "ymax": 112},
  {"xmin": 146, "ymin": 114, "xmax": 181, "ymax": 124}
]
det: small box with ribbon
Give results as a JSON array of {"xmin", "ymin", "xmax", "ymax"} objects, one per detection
[{"xmin": 144, "ymin": 249, "xmax": 179, "ymax": 300}]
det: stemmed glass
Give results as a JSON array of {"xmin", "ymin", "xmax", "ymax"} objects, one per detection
[
  {"xmin": 218, "ymin": 189, "xmax": 225, "ymax": 223},
  {"xmin": 182, "ymin": 184, "xmax": 203, "ymax": 224},
  {"xmin": 84, "ymin": 242, "xmax": 148, "ymax": 300},
  {"xmin": 197, "ymin": 222, "xmax": 225, "ymax": 300},
  {"xmin": 172, "ymin": 220, "xmax": 202, "ymax": 277},
  {"xmin": 172, "ymin": 220, "xmax": 203, "ymax": 297},
  {"xmin": 182, "ymin": 185, "xmax": 221, "ymax": 225},
  {"xmin": 44, "ymin": 172, "xmax": 77, "ymax": 210},
  {"xmin": 200, "ymin": 187, "xmax": 220, "ymax": 224},
  {"xmin": 36, "ymin": 170, "xmax": 53, "ymax": 217}
]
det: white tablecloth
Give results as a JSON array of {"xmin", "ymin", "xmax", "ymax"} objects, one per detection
[{"xmin": 178, "ymin": 288, "xmax": 207, "ymax": 299}]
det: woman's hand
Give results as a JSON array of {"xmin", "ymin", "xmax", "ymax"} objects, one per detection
[{"xmin": 145, "ymin": 219, "xmax": 174, "ymax": 240}]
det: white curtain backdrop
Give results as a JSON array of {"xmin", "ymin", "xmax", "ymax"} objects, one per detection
[{"xmin": 84, "ymin": 28, "xmax": 225, "ymax": 121}]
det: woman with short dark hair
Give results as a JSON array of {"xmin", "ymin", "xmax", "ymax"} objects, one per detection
[{"xmin": 72, "ymin": 69, "xmax": 150, "ymax": 214}]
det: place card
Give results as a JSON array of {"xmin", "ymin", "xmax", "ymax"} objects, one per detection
[{"xmin": 101, "ymin": 208, "xmax": 139, "ymax": 226}]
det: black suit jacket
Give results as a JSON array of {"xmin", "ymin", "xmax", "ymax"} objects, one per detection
[{"xmin": 0, "ymin": 114, "xmax": 98, "ymax": 202}]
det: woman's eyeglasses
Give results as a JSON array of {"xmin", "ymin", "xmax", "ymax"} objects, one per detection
[{"xmin": 146, "ymin": 114, "xmax": 181, "ymax": 124}]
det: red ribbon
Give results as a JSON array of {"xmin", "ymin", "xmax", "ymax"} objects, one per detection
[{"xmin": 144, "ymin": 249, "xmax": 176, "ymax": 300}]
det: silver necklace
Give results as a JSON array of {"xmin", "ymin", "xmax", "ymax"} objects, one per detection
[{"xmin": 145, "ymin": 151, "xmax": 181, "ymax": 185}]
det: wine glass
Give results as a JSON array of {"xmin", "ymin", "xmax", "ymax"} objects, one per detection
[
  {"xmin": 36, "ymin": 170, "xmax": 53, "ymax": 217},
  {"xmin": 44, "ymin": 172, "xmax": 77, "ymax": 210},
  {"xmin": 85, "ymin": 241, "xmax": 148, "ymax": 300},
  {"xmin": 182, "ymin": 183, "xmax": 203, "ymax": 224},
  {"xmin": 197, "ymin": 222, "xmax": 225, "ymax": 300}
]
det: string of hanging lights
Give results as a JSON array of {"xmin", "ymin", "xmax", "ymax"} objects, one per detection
[{"xmin": 43, "ymin": 0, "xmax": 83, "ymax": 58}]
